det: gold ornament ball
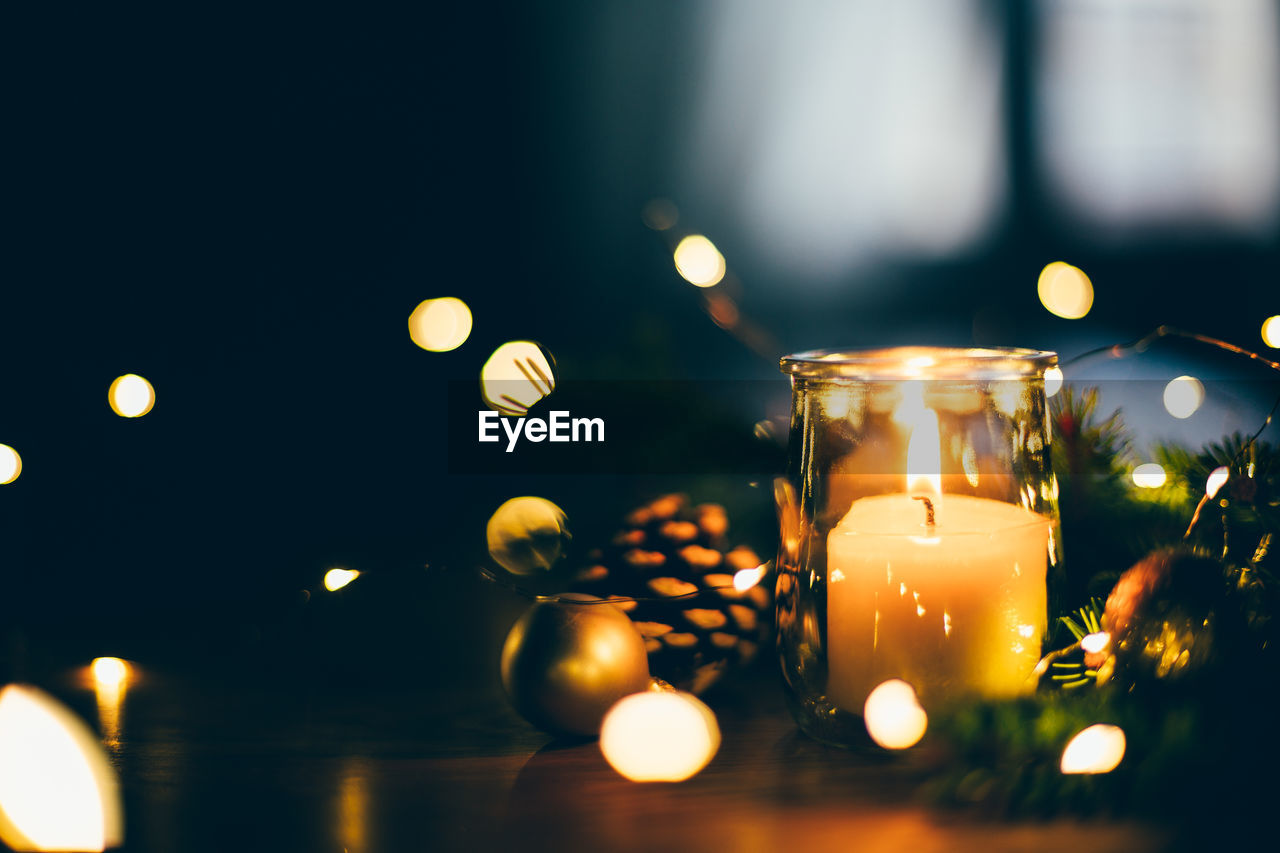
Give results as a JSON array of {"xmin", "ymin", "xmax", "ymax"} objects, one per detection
[
  {"xmin": 501, "ymin": 594, "xmax": 650, "ymax": 736},
  {"xmin": 487, "ymin": 496, "xmax": 570, "ymax": 575}
]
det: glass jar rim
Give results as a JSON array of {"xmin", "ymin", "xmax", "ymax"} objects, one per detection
[{"xmin": 780, "ymin": 346, "xmax": 1058, "ymax": 379}]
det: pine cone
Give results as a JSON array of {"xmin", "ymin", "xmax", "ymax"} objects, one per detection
[{"xmin": 571, "ymin": 494, "xmax": 771, "ymax": 694}]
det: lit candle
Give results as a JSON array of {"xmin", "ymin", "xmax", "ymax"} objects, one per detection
[{"xmin": 825, "ymin": 398, "xmax": 1050, "ymax": 710}]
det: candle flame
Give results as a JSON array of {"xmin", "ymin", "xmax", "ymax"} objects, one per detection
[{"xmin": 905, "ymin": 407, "xmax": 942, "ymax": 497}]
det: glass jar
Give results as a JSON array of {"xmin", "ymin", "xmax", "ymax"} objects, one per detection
[{"xmin": 774, "ymin": 347, "xmax": 1062, "ymax": 747}]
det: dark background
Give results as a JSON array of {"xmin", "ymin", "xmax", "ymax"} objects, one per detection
[{"xmin": 2, "ymin": 3, "xmax": 1277, "ymax": 680}]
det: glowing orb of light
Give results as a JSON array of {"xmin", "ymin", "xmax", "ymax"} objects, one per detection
[
  {"xmin": 732, "ymin": 565, "xmax": 767, "ymax": 592},
  {"xmin": 480, "ymin": 341, "xmax": 556, "ymax": 416},
  {"xmin": 1206, "ymin": 466, "xmax": 1230, "ymax": 500},
  {"xmin": 1037, "ymin": 261, "xmax": 1094, "ymax": 320},
  {"xmin": 487, "ymin": 496, "xmax": 569, "ymax": 575},
  {"xmin": 1080, "ymin": 632, "xmax": 1110, "ymax": 655},
  {"xmin": 1061, "ymin": 723, "xmax": 1126, "ymax": 774},
  {"xmin": 0, "ymin": 685, "xmax": 124, "ymax": 852},
  {"xmin": 863, "ymin": 679, "xmax": 928, "ymax": 750},
  {"xmin": 1132, "ymin": 463, "xmax": 1167, "ymax": 489},
  {"xmin": 0, "ymin": 445, "xmax": 20, "ymax": 485},
  {"xmin": 673, "ymin": 235, "xmax": 726, "ymax": 288},
  {"xmin": 90, "ymin": 658, "xmax": 129, "ymax": 690},
  {"xmin": 1162, "ymin": 376, "xmax": 1204, "ymax": 419},
  {"xmin": 1043, "ymin": 366, "xmax": 1064, "ymax": 398},
  {"xmin": 599, "ymin": 690, "xmax": 721, "ymax": 782},
  {"xmin": 1263, "ymin": 315, "xmax": 1280, "ymax": 349},
  {"xmin": 107, "ymin": 374, "xmax": 155, "ymax": 418},
  {"xmin": 324, "ymin": 569, "xmax": 361, "ymax": 592},
  {"xmin": 408, "ymin": 297, "xmax": 472, "ymax": 352}
]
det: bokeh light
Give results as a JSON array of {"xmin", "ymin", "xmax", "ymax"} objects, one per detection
[
  {"xmin": 487, "ymin": 497, "xmax": 569, "ymax": 575},
  {"xmin": 91, "ymin": 658, "xmax": 128, "ymax": 690},
  {"xmin": 599, "ymin": 690, "xmax": 721, "ymax": 782},
  {"xmin": 1263, "ymin": 315, "xmax": 1280, "ymax": 349},
  {"xmin": 1132, "ymin": 463, "xmax": 1167, "ymax": 489},
  {"xmin": 324, "ymin": 569, "xmax": 361, "ymax": 592},
  {"xmin": 0, "ymin": 444, "xmax": 21, "ymax": 485},
  {"xmin": 0, "ymin": 685, "xmax": 123, "ymax": 852},
  {"xmin": 1036, "ymin": 261, "xmax": 1094, "ymax": 319},
  {"xmin": 1206, "ymin": 466, "xmax": 1230, "ymax": 500},
  {"xmin": 863, "ymin": 679, "xmax": 928, "ymax": 750},
  {"xmin": 732, "ymin": 565, "xmax": 767, "ymax": 592},
  {"xmin": 1061, "ymin": 723, "xmax": 1126, "ymax": 775},
  {"xmin": 1043, "ymin": 366, "xmax": 1063, "ymax": 398},
  {"xmin": 1162, "ymin": 375, "xmax": 1204, "ymax": 419},
  {"xmin": 1080, "ymin": 632, "xmax": 1110, "ymax": 655},
  {"xmin": 673, "ymin": 235, "xmax": 726, "ymax": 288},
  {"xmin": 480, "ymin": 341, "xmax": 556, "ymax": 416},
  {"xmin": 108, "ymin": 374, "xmax": 155, "ymax": 418},
  {"xmin": 408, "ymin": 297, "xmax": 472, "ymax": 352}
]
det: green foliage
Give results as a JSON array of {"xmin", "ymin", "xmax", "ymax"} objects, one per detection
[{"xmin": 922, "ymin": 391, "xmax": 1280, "ymax": 825}]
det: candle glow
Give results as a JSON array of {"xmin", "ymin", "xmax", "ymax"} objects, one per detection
[{"xmin": 826, "ymin": 386, "xmax": 1050, "ymax": 708}]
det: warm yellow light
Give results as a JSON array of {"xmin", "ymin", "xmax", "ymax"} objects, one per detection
[
  {"xmin": 324, "ymin": 569, "xmax": 361, "ymax": 592},
  {"xmin": 91, "ymin": 658, "xmax": 128, "ymax": 690},
  {"xmin": 1061, "ymin": 723, "xmax": 1126, "ymax": 774},
  {"xmin": 599, "ymin": 690, "xmax": 720, "ymax": 782},
  {"xmin": 904, "ymin": 407, "xmax": 942, "ymax": 497},
  {"xmin": 1162, "ymin": 376, "xmax": 1204, "ymax": 419},
  {"xmin": 0, "ymin": 685, "xmax": 123, "ymax": 852},
  {"xmin": 1132, "ymin": 463, "xmax": 1167, "ymax": 489},
  {"xmin": 1263, "ymin": 315, "xmax": 1280, "ymax": 349},
  {"xmin": 107, "ymin": 374, "xmax": 155, "ymax": 418},
  {"xmin": 732, "ymin": 565, "xmax": 766, "ymax": 592},
  {"xmin": 480, "ymin": 341, "xmax": 556, "ymax": 416},
  {"xmin": 1206, "ymin": 466, "xmax": 1230, "ymax": 500},
  {"xmin": 863, "ymin": 679, "xmax": 928, "ymax": 750},
  {"xmin": 408, "ymin": 297, "xmax": 472, "ymax": 352},
  {"xmin": 1044, "ymin": 366, "xmax": 1064, "ymax": 398},
  {"xmin": 1037, "ymin": 261, "xmax": 1094, "ymax": 320},
  {"xmin": 1080, "ymin": 631, "xmax": 1110, "ymax": 655},
  {"xmin": 0, "ymin": 445, "xmax": 20, "ymax": 485},
  {"xmin": 487, "ymin": 497, "xmax": 569, "ymax": 575},
  {"xmin": 673, "ymin": 235, "xmax": 726, "ymax": 288}
]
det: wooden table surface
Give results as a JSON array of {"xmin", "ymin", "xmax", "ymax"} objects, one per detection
[{"xmin": 39, "ymin": 658, "xmax": 1174, "ymax": 853}]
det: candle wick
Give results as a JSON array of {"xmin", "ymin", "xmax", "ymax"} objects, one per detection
[{"xmin": 912, "ymin": 495, "xmax": 936, "ymax": 529}]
